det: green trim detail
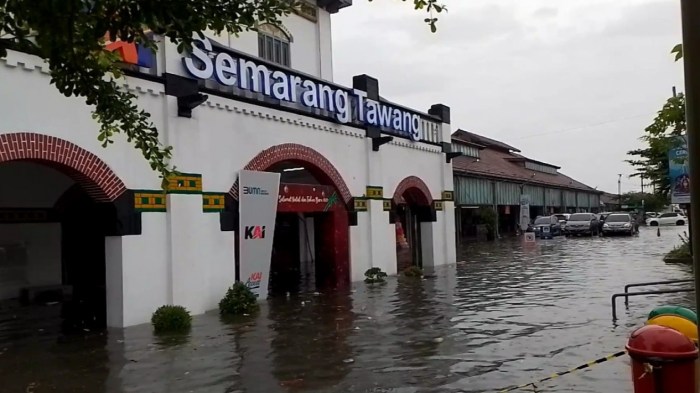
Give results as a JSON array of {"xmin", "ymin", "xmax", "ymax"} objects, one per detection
[
  {"xmin": 167, "ymin": 173, "xmax": 203, "ymax": 194},
  {"xmin": 441, "ymin": 191, "xmax": 454, "ymax": 201},
  {"xmin": 203, "ymin": 192, "xmax": 226, "ymax": 213},
  {"xmin": 366, "ymin": 186, "xmax": 384, "ymax": 199},
  {"xmin": 134, "ymin": 189, "xmax": 167, "ymax": 212},
  {"xmin": 382, "ymin": 199, "xmax": 392, "ymax": 211},
  {"xmin": 353, "ymin": 197, "xmax": 368, "ymax": 212}
]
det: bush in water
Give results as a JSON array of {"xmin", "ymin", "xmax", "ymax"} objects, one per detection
[
  {"xmin": 364, "ymin": 267, "xmax": 388, "ymax": 283},
  {"xmin": 219, "ymin": 282, "xmax": 259, "ymax": 316},
  {"xmin": 402, "ymin": 266, "xmax": 423, "ymax": 278},
  {"xmin": 151, "ymin": 305, "xmax": 192, "ymax": 334}
]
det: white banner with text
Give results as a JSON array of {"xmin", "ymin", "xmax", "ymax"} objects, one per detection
[{"xmin": 238, "ymin": 170, "xmax": 281, "ymax": 299}]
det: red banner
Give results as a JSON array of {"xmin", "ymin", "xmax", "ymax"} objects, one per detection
[{"xmin": 277, "ymin": 183, "xmax": 343, "ymax": 213}]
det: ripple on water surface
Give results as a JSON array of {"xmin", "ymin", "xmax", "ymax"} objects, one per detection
[{"xmin": 0, "ymin": 226, "xmax": 693, "ymax": 393}]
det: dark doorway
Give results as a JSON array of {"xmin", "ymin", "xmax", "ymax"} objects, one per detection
[
  {"xmin": 57, "ymin": 185, "xmax": 111, "ymax": 332},
  {"xmin": 269, "ymin": 212, "xmax": 301, "ymax": 296},
  {"xmin": 395, "ymin": 204, "xmax": 422, "ymax": 272}
]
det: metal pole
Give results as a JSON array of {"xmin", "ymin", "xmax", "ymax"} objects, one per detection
[
  {"xmin": 618, "ymin": 174, "xmax": 622, "ymax": 210},
  {"xmin": 679, "ymin": 0, "xmax": 700, "ymax": 338}
]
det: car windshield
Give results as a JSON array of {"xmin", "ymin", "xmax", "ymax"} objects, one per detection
[
  {"xmin": 606, "ymin": 214, "xmax": 630, "ymax": 223},
  {"xmin": 569, "ymin": 213, "xmax": 591, "ymax": 221},
  {"xmin": 555, "ymin": 214, "xmax": 566, "ymax": 221},
  {"xmin": 534, "ymin": 217, "xmax": 551, "ymax": 225}
]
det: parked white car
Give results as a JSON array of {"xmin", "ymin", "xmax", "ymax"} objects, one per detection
[{"xmin": 646, "ymin": 212, "xmax": 687, "ymax": 226}]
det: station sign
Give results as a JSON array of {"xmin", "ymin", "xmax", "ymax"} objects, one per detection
[{"xmin": 181, "ymin": 37, "xmax": 439, "ymax": 142}]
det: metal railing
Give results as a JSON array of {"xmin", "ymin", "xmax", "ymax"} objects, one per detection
[{"xmin": 611, "ymin": 279, "xmax": 695, "ymax": 320}]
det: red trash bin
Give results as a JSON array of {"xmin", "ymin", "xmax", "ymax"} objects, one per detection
[{"xmin": 626, "ymin": 324, "xmax": 698, "ymax": 393}]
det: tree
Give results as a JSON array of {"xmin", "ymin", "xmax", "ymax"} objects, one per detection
[
  {"xmin": 620, "ymin": 191, "xmax": 669, "ymax": 213},
  {"xmin": 0, "ymin": 0, "xmax": 446, "ymax": 184},
  {"xmin": 626, "ymin": 94, "xmax": 686, "ymax": 196}
]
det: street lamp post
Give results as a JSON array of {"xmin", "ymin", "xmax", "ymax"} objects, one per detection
[
  {"xmin": 679, "ymin": 0, "xmax": 700, "ymax": 339},
  {"xmin": 618, "ymin": 174, "xmax": 622, "ymax": 210}
]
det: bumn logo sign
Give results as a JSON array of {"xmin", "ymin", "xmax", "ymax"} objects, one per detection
[
  {"xmin": 244, "ymin": 225, "xmax": 266, "ymax": 239},
  {"xmin": 243, "ymin": 186, "xmax": 269, "ymax": 196}
]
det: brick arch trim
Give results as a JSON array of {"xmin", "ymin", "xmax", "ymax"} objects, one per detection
[
  {"xmin": 393, "ymin": 176, "xmax": 433, "ymax": 206},
  {"xmin": 229, "ymin": 143, "xmax": 352, "ymax": 204},
  {"xmin": 0, "ymin": 133, "xmax": 127, "ymax": 202}
]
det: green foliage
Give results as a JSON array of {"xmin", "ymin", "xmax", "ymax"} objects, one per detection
[
  {"xmin": 666, "ymin": 231, "xmax": 691, "ymax": 259},
  {"xmin": 402, "ymin": 265, "xmax": 423, "ymax": 278},
  {"xmin": 219, "ymin": 282, "xmax": 259, "ymax": 316},
  {"xmin": 626, "ymin": 94, "xmax": 686, "ymax": 197},
  {"xmin": 151, "ymin": 305, "xmax": 192, "ymax": 334},
  {"xmin": 672, "ymin": 43, "xmax": 683, "ymax": 62},
  {"xmin": 620, "ymin": 191, "xmax": 669, "ymax": 213},
  {"xmin": 478, "ymin": 206, "xmax": 498, "ymax": 236},
  {"xmin": 364, "ymin": 267, "xmax": 388, "ymax": 283},
  {"xmin": 0, "ymin": 1, "xmax": 445, "ymax": 183}
]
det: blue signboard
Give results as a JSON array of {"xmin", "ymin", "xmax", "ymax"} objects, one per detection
[{"xmin": 669, "ymin": 135, "xmax": 690, "ymax": 204}]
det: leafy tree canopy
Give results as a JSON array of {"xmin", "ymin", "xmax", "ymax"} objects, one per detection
[
  {"xmin": 620, "ymin": 191, "xmax": 669, "ymax": 213},
  {"xmin": 0, "ymin": 0, "xmax": 446, "ymax": 185},
  {"xmin": 626, "ymin": 94, "xmax": 685, "ymax": 197}
]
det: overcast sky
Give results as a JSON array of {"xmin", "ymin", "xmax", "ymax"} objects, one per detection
[{"xmin": 331, "ymin": 0, "xmax": 684, "ymax": 194}]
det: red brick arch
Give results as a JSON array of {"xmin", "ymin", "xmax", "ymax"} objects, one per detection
[
  {"xmin": 229, "ymin": 143, "xmax": 352, "ymax": 204},
  {"xmin": 393, "ymin": 176, "xmax": 433, "ymax": 206},
  {"xmin": 0, "ymin": 132, "xmax": 127, "ymax": 202}
]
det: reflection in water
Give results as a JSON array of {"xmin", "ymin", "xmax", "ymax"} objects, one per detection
[
  {"xmin": 0, "ymin": 227, "xmax": 693, "ymax": 392},
  {"xmin": 268, "ymin": 294, "xmax": 355, "ymax": 391}
]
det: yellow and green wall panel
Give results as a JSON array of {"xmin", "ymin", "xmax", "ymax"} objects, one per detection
[
  {"xmin": 203, "ymin": 192, "xmax": 226, "ymax": 213},
  {"xmin": 134, "ymin": 190, "xmax": 167, "ymax": 212}
]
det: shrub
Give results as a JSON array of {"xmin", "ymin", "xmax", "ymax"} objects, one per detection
[
  {"xmin": 151, "ymin": 305, "xmax": 192, "ymax": 334},
  {"xmin": 364, "ymin": 267, "xmax": 388, "ymax": 284},
  {"xmin": 666, "ymin": 231, "xmax": 692, "ymax": 259},
  {"xmin": 402, "ymin": 266, "xmax": 423, "ymax": 278},
  {"xmin": 219, "ymin": 282, "xmax": 259, "ymax": 316}
]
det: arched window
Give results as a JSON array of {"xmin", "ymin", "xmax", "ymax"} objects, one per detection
[{"xmin": 257, "ymin": 24, "xmax": 291, "ymax": 67}]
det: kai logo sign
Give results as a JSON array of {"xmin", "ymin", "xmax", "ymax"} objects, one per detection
[
  {"xmin": 245, "ymin": 271, "xmax": 263, "ymax": 295},
  {"xmin": 244, "ymin": 225, "xmax": 266, "ymax": 240}
]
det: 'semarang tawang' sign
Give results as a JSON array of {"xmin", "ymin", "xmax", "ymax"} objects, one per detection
[{"xmin": 182, "ymin": 37, "xmax": 431, "ymax": 142}]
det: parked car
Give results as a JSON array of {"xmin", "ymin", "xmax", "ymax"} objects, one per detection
[
  {"xmin": 565, "ymin": 213, "xmax": 600, "ymax": 236},
  {"xmin": 533, "ymin": 215, "xmax": 563, "ymax": 238},
  {"xmin": 602, "ymin": 213, "xmax": 638, "ymax": 236},
  {"xmin": 554, "ymin": 213, "xmax": 570, "ymax": 231},
  {"xmin": 646, "ymin": 212, "xmax": 687, "ymax": 226}
]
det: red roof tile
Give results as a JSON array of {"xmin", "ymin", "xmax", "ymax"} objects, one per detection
[{"xmin": 452, "ymin": 131, "xmax": 598, "ymax": 193}]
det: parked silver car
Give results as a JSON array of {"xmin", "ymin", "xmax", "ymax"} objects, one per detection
[{"xmin": 564, "ymin": 213, "xmax": 599, "ymax": 236}]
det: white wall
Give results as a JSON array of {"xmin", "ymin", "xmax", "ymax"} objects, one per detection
[
  {"xmin": 221, "ymin": 9, "xmax": 333, "ymax": 79},
  {"xmin": 0, "ymin": 11, "xmax": 455, "ymax": 325}
]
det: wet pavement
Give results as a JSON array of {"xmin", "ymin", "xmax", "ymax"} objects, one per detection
[{"xmin": 0, "ymin": 226, "xmax": 694, "ymax": 393}]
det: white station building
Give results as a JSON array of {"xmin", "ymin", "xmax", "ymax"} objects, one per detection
[{"xmin": 0, "ymin": 0, "xmax": 457, "ymax": 328}]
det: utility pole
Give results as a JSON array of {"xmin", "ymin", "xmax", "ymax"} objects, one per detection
[
  {"xmin": 618, "ymin": 174, "xmax": 622, "ymax": 210},
  {"xmin": 673, "ymin": 85, "xmax": 678, "ymax": 98},
  {"xmin": 640, "ymin": 175, "xmax": 644, "ymax": 194},
  {"xmin": 679, "ymin": 0, "xmax": 700, "ymax": 338}
]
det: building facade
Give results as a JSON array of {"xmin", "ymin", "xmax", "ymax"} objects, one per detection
[
  {"xmin": 0, "ymin": 1, "xmax": 456, "ymax": 328},
  {"xmin": 450, "ymin": 130, "xmax": 602, "ymax": 238}
]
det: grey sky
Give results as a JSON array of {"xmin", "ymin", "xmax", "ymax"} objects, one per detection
[{"xmin": 331, "ymin": 0, "xmax": 684, "ymax": 194}]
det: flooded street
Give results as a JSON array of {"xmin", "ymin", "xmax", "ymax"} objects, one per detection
[{"xmin": 0, "ymin": 226, "xmax": 694, "ymax": 393}]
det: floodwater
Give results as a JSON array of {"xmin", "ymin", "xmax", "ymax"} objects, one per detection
[{"xmin": 0, "ymin": 226, "xmax": 694, "ymax": 393}]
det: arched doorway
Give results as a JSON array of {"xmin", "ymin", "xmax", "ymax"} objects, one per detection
[
  {"xmin": 230, "ymin": 144, "xmax": 352, "ymax": 296},
  {"xmin": 0, "ymin": 133, "xmax": 126, "ymax": 333},
  {"xmin": 392, "ymin": 176, "xmax": 433, "ymax": 272}
]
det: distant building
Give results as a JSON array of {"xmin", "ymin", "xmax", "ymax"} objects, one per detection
[
  {"xmin": 450, "ymin": 130, "xmax": 602, "ymax": 238},
  {"xmin": 600, "ymin": 192, "xmax": 620, "ymax": 211}
]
